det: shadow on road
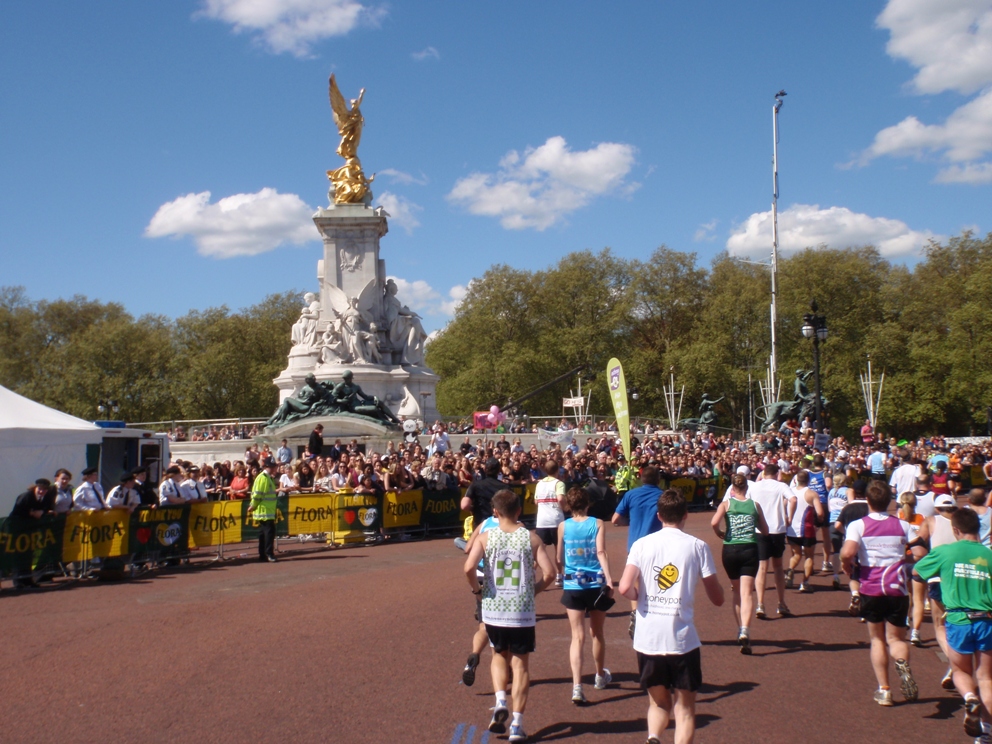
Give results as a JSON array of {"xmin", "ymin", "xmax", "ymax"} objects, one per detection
[
  {"xmin": 706, "ymin": 638, "xmax": 866, "ymax": 656},
  {"xmin": 920, "ymin": 696, "xmax": 963, "ymax": 720},
  {"xmin": 697, "ymin": 679, "xmax": 759, "ymax": 703}
]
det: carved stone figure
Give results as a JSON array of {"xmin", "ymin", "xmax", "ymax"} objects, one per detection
[
  {"xmin": 291, "ymin": 292, "xmax": 321, "ymax": 349},
  {"xmin": 330, "ymin": 370, "xmax": 400, "ymax": 426},
  {"xmin": 324, "ymin": 280, "xmax": 379, "ymax": 365},
  {"xmin": 266, "ymin": 374, "xmax": 332, "ymax": 428},
  {"xmin": 339, "ymin": 240, "xmax": 363, "ymax": 273},
  {"xmin": 318, "ymin": 326, "xmax": 345, "ymax": 365},
  {"xmin": 383, "ymin": 278, "xmax": 428, "ymax": 366},
  {"xmin": 678, "ymin": 393, "xmax": 724, "ymax": 432},
  {"xmin": 327, "ymin": 75, "xmax": 374, "ymax": 204}
]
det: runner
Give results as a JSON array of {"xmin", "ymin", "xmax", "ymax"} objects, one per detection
[
  {"xmin": 917, "ymin": 493, "xmax": 959, "ymax": 690},
  {"xmin": 840, "ymin": 480, "xmax": 923, "ymax": 706},
  {"xmin": 913, "ymin": 508, "xmax": 992, "ymax": 741},
  {"xmin": 897, "ymin": 492, "xmax": 926, "ymax": 646},
  {"xmin": 533, "ymin": 459, "xmax": 566, "ymax": 588},
  {"xmin": 807, "ymin": 454, "xmax": 834, "ymax": 573},
  {"xmin": 464, "ymin": 490, "xmax": 556, "ymax": 742},
  {"xmin": 460, "ymin": 513, "xmax": 499, "ymax": 687},
  {"xmin": 619, "ymin": 489, "xmax": 724, "ymax": 744},
  {"xmin": 613, "ymin": 465, "xmax": 664, "ymax": 638},
  {"xmin": 710, "ymin": 473, "xmax": 768, "ymax": 654},
  {"xmin": 557, "ymin": 486, "xmax": 614, "ymax": 704},
  {"xmin": 748, "ymin": 463, "xmax": 795, "ymax": 619},
  {"xmin": 786, "ymin": 470, "xmax": 824, "ymax": 594},
  {"xmin": 836, "ymin": 480, "xmax": 870, "ymax": 617},
  {"xmin": 827, "ymin": 473, "xmax": 853, "ymax": 590}
]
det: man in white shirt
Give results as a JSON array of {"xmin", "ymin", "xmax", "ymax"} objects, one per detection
[
  {"xmin": 158, "ymin": 466, "xmax": 185, "ymax": 505},
  {"xmin": 276, "ymin": 439, "xmax": 293, "ymax": 466},
  {"xmin": 180, "ymin": 466, "xmax": 208, "ymax": 502},
  {"xmin": 72, "ymin": 467, "xmax": 107, "ymax": 510},
  {"xmin": 619, "ymin": 489, "xmax": 724, "ymax": 744},
  {"xmin": 890, "ymin": 450, "xmax": 921, "ymax": 498},
  {"xmin": 748, "ymin": 463, "xmax": 797, "ymax": 618}
]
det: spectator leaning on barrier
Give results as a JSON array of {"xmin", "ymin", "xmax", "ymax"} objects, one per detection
[
  {"xmin": 159, "ymin": 466, "xmax": 185, "ymax": 506},
  {"xmin": 248, "ymin": 458, "xmax": 279, "ymax": 563},
  {"xmin": 52, "ymin": 469, "xmax": 74, "ymax": 514},
  {"xmin": 107, "ymin": 473, "xmax": 141, "ymax": 510},
  {"xmin": 73, "ymin": 467, "xmax": 107, "ymax": 510},
  {"xmin": 10, "ymin": 479, "xmax": 50, "ymax": 520}
]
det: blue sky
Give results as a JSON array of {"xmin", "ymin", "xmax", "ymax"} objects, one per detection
[{"xmin": 2, "ymin": 1, "xmax": 989, "ymax": 332}]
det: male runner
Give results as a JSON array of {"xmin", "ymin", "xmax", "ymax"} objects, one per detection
[
  {"xmin": 841, "ymin": 480, "xmax": 924, "ymax": 706},
  {"xmin": 914, "ymin": 508, "xmax": 992, "ymax": 740},
  {"xmin": 786, "ymin": 470, "xmax": 824, "ymax": 593},
  {"xmin": 620, "ymin": 489, "xmax": 724, "ymax": 744},
  {"xmin": 533, "ymin": 460, "xmax": 566, "ymax": 588},
  {"xmin": 613, "ymin": 465, "xmax": 664, "ymax": 637},
  {"xmin": 807, "ymin": 454, "xmax": 833, "ymax": 572},
  {"xmin": 460, "ymin": 514, "xmax": 499, "ymax": 686},
  {"xmin": 465, "ymin": 490, "xmax": 555, "ymax": 742},
  {"xmin": 748, "ymin": 463, "xmax": 795, "ymax": 618}
]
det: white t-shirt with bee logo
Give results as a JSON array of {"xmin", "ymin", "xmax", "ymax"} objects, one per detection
[{"xmin": 626, "ymin": 526, "xmax": 716, "ymax": 655}]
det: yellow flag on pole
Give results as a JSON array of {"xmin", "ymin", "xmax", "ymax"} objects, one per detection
[{"xmin": 606, "ymin": 358, "xmax": 631, "ymax": 459}]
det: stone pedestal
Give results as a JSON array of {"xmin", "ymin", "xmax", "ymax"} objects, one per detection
[{"xmin": 271, "ymin": 203, "xmax": 439, "ymax": 428}]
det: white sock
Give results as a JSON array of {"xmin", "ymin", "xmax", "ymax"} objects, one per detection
[
  {"xmin": 512, "ymin": 712, "xmax": 523, "ymax": 727},
  {"xmin": 851, "ymin": 590, "xmax": 860, "ymax": 597},
  {"xmin": 495, "ymin": 690, "xmax": 507, "ymax": 705}
]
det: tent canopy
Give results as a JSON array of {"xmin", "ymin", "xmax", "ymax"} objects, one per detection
[{"xmin": 0, "ymin": 386, "xmax": 103, "ymax": 513}]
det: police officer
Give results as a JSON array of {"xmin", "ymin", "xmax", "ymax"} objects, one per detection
[
  {"xmin": 72, "ymin": 467, "xmax": 107, "ymax": 510},
  {"xmin": 248, "ymin": 458, "xmax": 279, "ymax": 563}
]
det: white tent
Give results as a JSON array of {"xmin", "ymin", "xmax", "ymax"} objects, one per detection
[{"xmin": 0, "ymin": 385, "xmax": 103, "ymax": 514}]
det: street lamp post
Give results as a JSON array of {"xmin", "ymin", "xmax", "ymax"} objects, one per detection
[
  {"xmin": 801, "ymin": 301, "xmax": 828, "ymax": 433},
  {"xmin": 97, "ymin": 399, "xmax": 120, "ymax": 420}
]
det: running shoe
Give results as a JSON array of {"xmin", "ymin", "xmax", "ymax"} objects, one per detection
[
  {"xmin": 629, "ymin": 611, "xmax": 637, "ymax": 639},
  {"xmin": 755, "ymin": 604, "xmax": 766, "ymax": 619},
  {"xmin": 594, "ymin": 669, "xmax": 612, "ymax": 690},
  {"xmin": 646, "ymin": 739, "xmax": 661, "ymax": 744},
  {"xmin": 554, "ymin": 575, "xmax": 564, "ymax": 589},
  {"xmin": 974, "ymin": 734, "xmax": 991, "ymax": 744},
  {"xmin": 785, "ymin": 568, "xmax": 794, "ymax": 589},
  {"xmin": 571, "ymin": 684, "xmax": 587, "ymax": 704},
  {"xmin": 462, "ymin": 652, "xmax": 479, "ymax": 687},
  {"xmin": 488, "ymin": 703, "xmax": 509, "ymax": 734},
  {"xmin": 798, "ymin": 582, "xmax": 812, "ymax": 593},
  {"xmin": 739, "ymin": 632, "xmax": 752, "ymax": 656},
  {"xmin": 508, "ymin": 723, "xmax": 528, "ymax": 742},
  {"xmin": 832, "ymin": 577, "xmax": 842, "ymax": 590},
  {"xmin": 822, "ymin": 561, "xmax": 834, "ymax": 573},
  {"xmin": 848, "ymin": 594, "xmax": 862, "ymax": 617},
  {"xmin": 874, "ymin": 688, "xmax": 893, "ymax": 707},
  {"xmin": 895, "ymin": 658, "xmax": 918, "ymax": 702},
  {"xmin": 942, "ymin": 668, "xmax": 956, "ymax": 691},
  {"xmin": 777, "ymin": 603, "xmax": 793, "ymax": 617},
  {"xmin": 910, "ymin": 629, "xmax": 922, "ymax": 647},
  {"xmin": 965, "ymin": 695, "xmax": 984, "ymax": 737}
]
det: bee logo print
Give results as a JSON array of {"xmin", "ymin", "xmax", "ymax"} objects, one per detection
[{"xmin": 653, "ymin": 563, "xmax": 680, "ymax": 592}]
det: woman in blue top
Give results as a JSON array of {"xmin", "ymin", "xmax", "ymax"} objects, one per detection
[{"xmin": 557, "ymin": 487, "xmax": 615, "ymax": 705}]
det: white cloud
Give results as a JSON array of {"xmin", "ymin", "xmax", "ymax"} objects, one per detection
[
  {"xmin": 693, "ymin": 220, "xmax": 718, "ymax": 242},
  {"xmin": 145, "ymin": 188, "xmax": 317, "ymax": 258},
  {"xmin": 447, "ymin": 136, "xmax": 638, "ymax": 230},
  {"xmin": 878, "ymin": 0, "xmax": 992, "ymax": 95},
  {"xmin": 412, "ymin": 46, "xmax": 439, "ymax": 61},
  {"xmin": 862, "ymin": 1, "xmax": 992, "ymax": 182},
  {"xmin": 726, "ymin": 204, "xmax": 940, "ymax": 258},
  {"xmin": 376, "ymin": 192, "xmax": 422, "ymax": 234},
  {"xmin": 379, "ymin": 168, "xmax": 429, "ymax": 186},
  {"xmin": 198, "ymin": 0, "xmax": 384, "ymax": 57},
  {"xmin": 386, "ymin": 276, "xmax": 469, "ymax": 317}
]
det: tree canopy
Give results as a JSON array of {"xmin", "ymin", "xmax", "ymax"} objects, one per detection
[{"xmin": 425, "ymin": 232, "xmax": 992, "ymax": 438}]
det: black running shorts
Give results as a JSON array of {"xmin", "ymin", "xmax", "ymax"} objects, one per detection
[
  {"xmin": 721, "ymin": 543, "xmax": 760, "ymax": 580},
  {"xmin": 637, "ymin": 647, "xmax": 702, "ymax": 692},
  {"xmin": 787, "ymin": 535, "xmax": 817, "ymax": 548},
  {"xmin": 756, "ymin": 533, "xmax": 786, "ymax": 561},
  {"xmin": 534, "ymin": 527, "xmax": 558, "ymax": 546},
  {"xmin": 486, "ymin": 624, "xmax": 536, "ymax": 655},
  {"xmin": 560, "ymin": 587, "xmax": 614, "ymax": 613},
  {"xmin": 860, "ymin": 594, "xmax": 910, "ymax": 627}
]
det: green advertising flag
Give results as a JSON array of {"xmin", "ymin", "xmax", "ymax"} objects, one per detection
[{"xmin": 607, "ymin": 357, "xmax": 631, "ymax": 459}]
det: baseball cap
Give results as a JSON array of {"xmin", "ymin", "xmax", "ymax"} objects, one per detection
[
  {"xmin": 736, "ymin": 465, "xmax": 750, "ymax": 476},
  {"xmin": 837, "ymin": 450, "xmax": 848, "ymax": 459},
  {"xmin": 934, "ymin": 494, "xmax": 956, "ymax": 508}
]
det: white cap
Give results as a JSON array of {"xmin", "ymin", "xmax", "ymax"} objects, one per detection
[
  {"xmin": 934, "ymin": 494, "xmax": 956, "ymax": 508},
  {"xmin": 736, "ymin": 465, "xmax": 750, "ymax": 476},
  {"xmin": 837, "ymin": 450, "xmax": 849, "ymax": 459}
]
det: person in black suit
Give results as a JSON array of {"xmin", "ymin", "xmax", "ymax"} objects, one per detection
[{"xmin": 308, "ymin": 424, "xmax": 324, "ymax": 459}]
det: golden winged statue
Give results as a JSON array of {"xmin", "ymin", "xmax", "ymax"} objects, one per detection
[{"xmin": 327, "ymin": 74, "xmax": 374, "ymax": 204}]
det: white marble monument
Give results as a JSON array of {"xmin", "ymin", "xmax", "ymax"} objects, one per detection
[{"xmin": 272, "ymin": 203, "xmax": 439, "ymax": 426}]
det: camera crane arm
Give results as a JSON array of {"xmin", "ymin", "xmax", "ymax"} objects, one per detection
[{"xmin": 495, "ymin": 365, "xmax": 589, "ymax": 415}]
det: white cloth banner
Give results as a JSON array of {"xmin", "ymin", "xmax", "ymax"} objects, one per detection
[{"xmin": 562, "ymin": 397, "xmax": 585, "ymax": 408}]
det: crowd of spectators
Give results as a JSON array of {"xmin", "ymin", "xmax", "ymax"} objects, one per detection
[{"xmin": 168, "ymin": 423, "xmax": 263, "ymax": 442}]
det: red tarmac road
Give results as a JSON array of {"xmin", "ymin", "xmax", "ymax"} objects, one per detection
[{"xmin": 0, "ymin": 514, "xmax": 972, "ymax": 743}]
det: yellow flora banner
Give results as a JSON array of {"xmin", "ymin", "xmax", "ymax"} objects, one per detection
[
  {"xmin": 287, "ymin": 495, "xmax": 337, "ymax": 534},
  {"xmin": 188, "ymin": 501, "xmax": 243, "ymax": 547},
  {"xmin": 63, "ymin": 508, "xmax": 129, "ymax": 561},
  {"xmin": 383, "ymin": 490, "xmax": 423, "ymax": 529},
  {"xmin": 607, "ymin": 357, "xmax": 631, "ymax": 459}
]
